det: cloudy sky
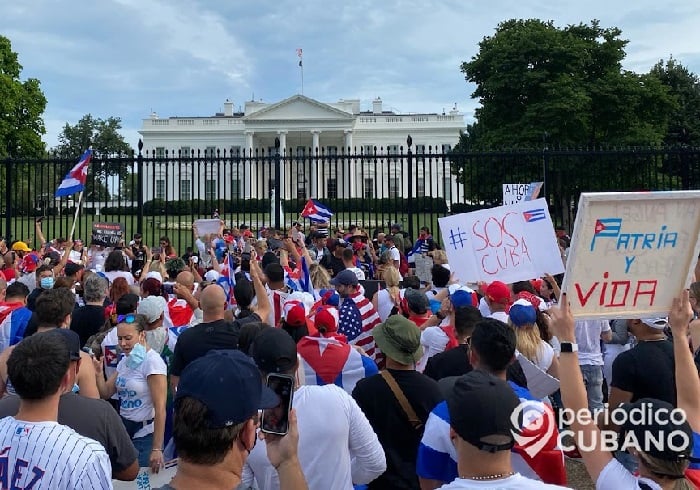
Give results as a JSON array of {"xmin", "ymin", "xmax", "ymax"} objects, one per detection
[{"xmin": 3, "ymin": 0, "xmax": 700, "ymax": 150}]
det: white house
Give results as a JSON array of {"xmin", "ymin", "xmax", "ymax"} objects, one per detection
[{"xmin": 138, "ymin": 95, "xmax": 465, "ymax": 204}]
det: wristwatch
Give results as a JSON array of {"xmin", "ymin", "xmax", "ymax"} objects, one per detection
[{"xmin": 560, "ymin": 342, "xmax": 579, "ymax": 353}]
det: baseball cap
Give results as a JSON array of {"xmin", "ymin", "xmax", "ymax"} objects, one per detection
[
  {"xmin": 486, "ymin": 281, "xmax": 512, "ymax": 305},
  {"xmin": 204, "ymin": 270, "xmax": 221, "ymax": 282},
  {"xmin": 449, "ymin": 284, "xmax": 478, "ymax": 308},
  {"xmin": 641, "ymin": 317, "xmax": 668, "ymax": 330},
  {"xmin": 46, "ymin": 328, "xmax": 81, "ymax": 361},
  {"xmin": 320, "ymin": 289, "xmax": 340, "ymax": 307},
  {"xmin": 330, "ymin": 269, "xmax": 359, "ymax": 287},
  {"xmin": 314, "ymin": 306, "xmax": 339, "ymax": 334},
  {"xmin": 251, "ymin": 327, "xmax": 298, "ymax": 374},
  {"xmin": 21, "ymin": 253, "xmax": 41, "ymax": 273},
  {"xmin": 11, "ymin": 241, "xmax": 31, "ymax": 252},
  {"xmin": 619, "ymin": 398, "xmax": 692, "ymax": 463},
  {"xmin": 137, "ymin": 295, "xmax": 166, "ymax": 323},
  {"xmin": 144, "ymin": 271, "xmax": 163, "ymax": 283},
  {"xmin": 508, "ymin": 298, "xmax": 538, "ymax": 327},
  {"xmin": 282, "ymin": 300, "xmax": 311, "ymax": 329},
  {"xmin": 373, "ymin": 315, "xmax": 422, "ymax": 365},
  {"xmin": 405, "ymin": 288, "xmax": 429, "ymax": 314},
  {"xmin": 447, "ymin": 370, "xmax": 520, "ymax": 452},
  {"xmin": 175, "ymin": 350, "xmax": 279, "ymax": 428}
]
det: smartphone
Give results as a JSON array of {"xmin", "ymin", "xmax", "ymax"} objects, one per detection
[
  {"xmin": 243, "ymin": 241, "xmax": 252, "ymax": 254},
  {"xmin": 261, "ymin": 373, "xmax": 294, "ymax": 435},
  {"xmin": 162, "ymin": 283, "xmax": 175, "ymax": 296}
]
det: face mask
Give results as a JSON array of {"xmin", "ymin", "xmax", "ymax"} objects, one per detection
[
  {"xmin": 126, "ymin": 342, "xmax": 147, "ymax": 369},
  {"xmin": 40, "ymin": 277, "xmax": 54, "ymax": 289}
]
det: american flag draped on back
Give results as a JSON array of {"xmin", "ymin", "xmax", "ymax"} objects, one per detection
[{"xmin": 338, "ymin": 290, "xmax": 381, "ymax": 361}]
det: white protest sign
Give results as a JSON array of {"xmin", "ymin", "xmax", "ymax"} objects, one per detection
[
  {"xmin": 194, "ymin": 218, "xmax": 221, "ymax": 236},
  {"xmin": 113, "ymin": 461, "xmax": 177, "ymax": 489},
  {"xmin": 438, "ymin": 198, "xmax": 564, "ymax": 284},
  {"xmin": 502, "ymin": 182, "xmax": 543, "ymax": 205},
  {"xmin": 561, "ymin": 191, "xmax": 700, "ymax": 319}
]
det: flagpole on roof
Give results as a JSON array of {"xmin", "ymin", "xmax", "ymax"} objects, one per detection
[{"xmin": 297, "ymin": 48, "xmax": 304, "ymax": 95}]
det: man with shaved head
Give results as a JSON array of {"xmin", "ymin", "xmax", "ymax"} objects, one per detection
[{"xmin": 169, "ymin": 284, "xmax": 238, "ymax": 391}]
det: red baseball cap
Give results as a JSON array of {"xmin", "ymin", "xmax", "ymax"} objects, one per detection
[{"xmin": 486, "ymin": 281, "xmax": 512, "ymax": 305}]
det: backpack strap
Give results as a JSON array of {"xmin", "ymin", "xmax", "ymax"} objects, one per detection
[{"xmin": 380, "ymin": 370, "xmax": 423, "ymax": 430}]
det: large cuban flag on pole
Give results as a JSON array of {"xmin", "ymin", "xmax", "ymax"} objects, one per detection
[
  {"xmin": 300, "ymin": 199, "xmax": 333, "ymax": 223},
  {"xmin": 55, "ymin": 149, "xmax": 92, "ymax": 197}
]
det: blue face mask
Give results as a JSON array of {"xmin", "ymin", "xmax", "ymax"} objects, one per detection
[
  {"xmin": 40, "ymin": 277, "xmax": 54, "ymax": 289},
  {"xmin": 126, "ymin": 342, "xmax": 147, "ymax": 369}
]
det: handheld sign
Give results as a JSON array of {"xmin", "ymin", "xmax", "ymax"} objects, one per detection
[
  {"xmin": 438, "ymin": 198, "xmax": 564, "ymax": 284},
  {"xmin": 194, "ymin": 218, "xmax": 221, "ymax": 236},
  {"xmin": 502, "ymin": 182, "xmax": 543, "ymax": 205},
  {"xmin": 91, "ymin": 222, "xmax": 125, "ymax": 247},
  {"xmin": 561, "ymin": 191, "xmax": 700, "ymax": 319}
]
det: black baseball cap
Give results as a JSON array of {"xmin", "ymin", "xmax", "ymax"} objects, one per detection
[
  {"xmin": 330, "ymin": 269, "xmax": 359, "ymax": 287},
  {"xmin": 251, "ymin": 328, "xmax": 298, "ymax": 374},
  {"xmin": 47, "ymin": 328, "xmax": 81, "ymax": 361},
  {"xmin": 447, "ymin": 370, "xmax": 520, "ymax": 452},
  {"xmin": 175, "ymin": 350, "xmax": 278, "ymax": 428}
]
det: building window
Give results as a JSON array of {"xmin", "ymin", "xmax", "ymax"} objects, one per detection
[
  {"xmin": 205, "ymin": 146, "xmax": 216, "ymax": 158},
  {"xmin": 364, "ymin": 178, "xmax": 374, "ymax": 199},
  {"xmin": 416, "ymin": 178, "xmax": 425, "ymax": 197},
  {"xmin": 205, "ymin": 179, "xmax": 216, "ymax": 200},
  {"xmin": 326, "ymin": 146, "xmax": 338, "ymax": 156},
  {"xmin": 155, "ymin": 179, "xmax": 165, "ymax": 200},
  {"xmin": 180, "ymin": 146, "xmax": 191, "ymax": 158},
  {"xmin": 389, "ymin": 177, "xmax": 400, "ymax": 198},
  {"xmin": 327, "ymin": 178, "xmax": 337, "ymax": 199},
  {"xmin": 229, "ymin": 145, "xmax": 241, "ymax": 157},
  {"xmin": 416, "ymin": 145, "xmax": 426, "ymax": 154},
  {"xmin": 296, "ymin": 146, "xmax": 306, "ymax": 157},
  {"xmin": 443, "ymin": 176, "xmax": 452, "ymax": 201},
  {"xmin": 155, "ymin": 147, "xmax": 165, "ymax": 159},
  {"xmin": 231, "ymin": 179, "xmax": 241, "ymax": 199},
  {"xmin": 180, "ymin": 179, "xmax": 191, "ymax": 201}
]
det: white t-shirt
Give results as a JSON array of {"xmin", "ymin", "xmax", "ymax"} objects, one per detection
[
  {"xmin": 418, "ymin": 326, "xmax": 450, "ymax": 372},
  {"xmin": 478, "ymin": 297, "xmax": 491, "ymax": 317},
  {"xmin": 375, "ymin": 288, "xmax": 399, "ymax": 322},
  {"xmin": 0, "ymin": 417, "xmax": 112, "ymax": 489},
  {"xmin": 103, "ymin": 270, "xmax": 135, "ymax": 286},
  {"xmin": 534, "ymin": 340, "xmax": 555, "ymax": 372},
  {"xmin": 596, "ymin": 457, "xmax": 659, "ymax": 489},
  {"xmin": 347, "ymin": 266, "xmax": 366, "ymax": 281},
  {"xmin": 242, "ymin": 384, "xmax": 386, "ymax": 490},
  {"xmin": 575, "ymin": 320, "xmax": 611, "ymax": 366},
  {"xmin": 388, "ymin": 246, "xmax": 401, "ymax": 263},
  {"xmin": 115, "ymin": 348, "xmax": 167, "ymax": 438},
  {"xmin": 490, "ymin": 311, "xmax": 510, "ymax": 324},
  {"xmin": 438, "ymin": 474, "xmax": 570, "ymax": 489}
]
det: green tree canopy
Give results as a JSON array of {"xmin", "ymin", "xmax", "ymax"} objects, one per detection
[
  {"xmin": 0, "ymin": 35, "xmax": 47, "ymax": 158},
  {"xmin": 458, "ymin": 19, "xmax": 674, "ymax": 150},
  {"xmin": 650, "ymin": 57, "xmax": 700, "ymax": 147}
]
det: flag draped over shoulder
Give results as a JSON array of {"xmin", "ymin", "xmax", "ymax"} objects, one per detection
[
  {"xmin": 55, "ymin": 149, "xmax": 92, "ymax": 197},
  {"xmin": 300, "ymin": 199, "xmax": 332, "ymax": 223}
]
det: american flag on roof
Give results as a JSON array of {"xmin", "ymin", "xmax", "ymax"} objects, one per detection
[{"xmin": 55, "ymin": 149, "xmax": 92, "ymax": 197}]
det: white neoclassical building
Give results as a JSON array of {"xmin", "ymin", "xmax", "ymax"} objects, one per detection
[{"xmin": 138, "ymin": 95, "xmax": 465, "ymax": 204}]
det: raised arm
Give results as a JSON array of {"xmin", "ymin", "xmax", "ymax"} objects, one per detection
[
  {"xmin": 249, "ymin": 252, "xmax": 271, "ymax": 324},
  {"xmin": 670, "ymin": 290, "xmax": 700, "ymax": 431}
]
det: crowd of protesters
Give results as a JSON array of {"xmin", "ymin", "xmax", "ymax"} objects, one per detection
[{"xmin": 0, "ymin": 216, "xmax": 698, "ymax": 489}]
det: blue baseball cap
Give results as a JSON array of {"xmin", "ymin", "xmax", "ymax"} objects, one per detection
[{"xmin": 175, "ymin": 350, "xmax": 279, "ymax": 428}]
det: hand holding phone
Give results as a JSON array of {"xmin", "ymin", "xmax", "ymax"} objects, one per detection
[{"xmin": 261, "ymin": 373, "xmax": 294, "ymax": 435}]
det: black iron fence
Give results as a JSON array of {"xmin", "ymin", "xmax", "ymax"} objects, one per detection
[{"xmin": 2, "ymin": 141, "xmax": 700, "ymax": 253}]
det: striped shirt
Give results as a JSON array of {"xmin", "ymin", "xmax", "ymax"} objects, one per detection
[{"xmin": 0, "ymin": 417, "xmax": 112, "ymax": 489}]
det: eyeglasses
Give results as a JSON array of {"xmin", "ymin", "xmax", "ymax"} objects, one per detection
[{"xmin": 117, "ymin": 314, "xmax": 137, "ymax": 324}]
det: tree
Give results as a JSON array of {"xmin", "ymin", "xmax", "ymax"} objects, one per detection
[
  {"xmin": 650, "ymin": 58, "xmax": 700, "ymax": 147},
  {"xmin": 0, "ymin": 35, "xmax": 47, "ymax": 158},
  {"xmin": 55, "ymin": 114, "xmax": 134, "ymax": 201},
  {"xmin": 451, "ymin": 19, "xmax": 676, "ymax": 208}
]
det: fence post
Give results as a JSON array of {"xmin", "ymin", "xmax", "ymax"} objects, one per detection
[
  {"xmin": 274, "ymin": 137, "xmax": 281, "ymax": 230},
  {"xmin": 4, "ymin": 159, "xmax": 11, "ymax": 242},
  {"xmin": 137, "ymin": 139, "xmax": 144, "ymax": 233},
  {"xmin": 406, "ymin": 134, "xmax": 414, "ymax": 243}
]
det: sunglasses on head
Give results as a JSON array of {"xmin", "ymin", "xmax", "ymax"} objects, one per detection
[{"xmin": 117, "ymin": 314, "xmax": 137, "ymax": 324}]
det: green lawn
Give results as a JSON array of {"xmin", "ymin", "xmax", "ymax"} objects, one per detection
[{"xmin": 7, "ymin": 212, "xmax": 445, "ymax": 254}]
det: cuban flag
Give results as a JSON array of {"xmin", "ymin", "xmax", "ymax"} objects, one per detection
[
  {"xmin": 522, "ymin": 208, "xmax": 546, "ymax": 223},
  {"xmin": 406, "ymin": 240, "xmax": 423, "ymax": 264},
  {"xmin": 55, "ymin": 149, "xmax": 92, "ymax": 197},
  {"xmin": 590, "ymin": 218, "xmax": 623, "ymax": 251},
  {"xmin": 417, "ymin": 383, "xmax": 566, "ymax": 486},
  {"xmin": 298, "ymin": 257, "xmax": 317, "ymax": 299},
  {"xmin": 297, "ymin": 336, "xmax": 378, "ymax": 394},
  {"xmin": 301, "ymin": 199, "xmax": 333, "ymax": 223},
  {"xmin": 216, "ymin": 254, "xmax": 237, "ymax": 308},
  {"xmin": 0, "ymin": 304, "xmax": 32, "ymax": 352}
]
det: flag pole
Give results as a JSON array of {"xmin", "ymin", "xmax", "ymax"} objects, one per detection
[{"xmin": 69, "ymin": 191, "xmax": 83, "ymax": 241}]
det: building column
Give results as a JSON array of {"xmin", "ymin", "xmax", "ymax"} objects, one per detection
[
  {"xmin": 310, "ymin": 130, "xmax": 321, "ymax": 198},
  {"xmin": 244, "ymin": 131, "xmax": 255, "ymax": 199},
  {"xmin": 277, "ymin": 130, "xmax": 287, "ymax": 199},
  {"xmin": 344, "ymin": 130, "xmax": 354, "ymax": 198}
]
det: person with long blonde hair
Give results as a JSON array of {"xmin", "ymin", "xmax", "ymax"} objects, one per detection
[
  {"xmin": 508, "ymin": 298, "xmax": 559, "ymax": 379},
  {"xmin": 372, "ymin": 265, "xmax": 401, "ymax": 322},
  {"xmin": 309, "ymin": 262, "xmax": 331, "ymax": 292}
]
